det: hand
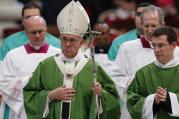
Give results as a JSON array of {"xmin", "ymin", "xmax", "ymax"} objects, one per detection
[
  {"xmin": 154, "ymin": 87, "xmax": 167, "ymax": 105},
  {"xmin": 48, "ymin": 86, "xmax": 76, "ymax": 101},
  {"xmin": 92, "ymin": 81, "xmax": 102, "ymax": 97}
]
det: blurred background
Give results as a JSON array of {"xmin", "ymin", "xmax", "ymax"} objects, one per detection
[{"xmin": 0, "ymin": 0, "xmax": 179, "ymax": 46}]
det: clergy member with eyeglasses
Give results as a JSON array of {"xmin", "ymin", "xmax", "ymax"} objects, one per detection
[
  {"xmin": 127, "ymin": 26, "xmax": 179, "ymax": 119},
  {"xmin": 0, "ymin": 16, "xmax": 60, "ymax": 119}
]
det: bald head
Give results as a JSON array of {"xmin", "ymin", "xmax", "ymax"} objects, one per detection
[{"xmin": 24, "ymin": 16, "xmax": 46, "ymax": 29}]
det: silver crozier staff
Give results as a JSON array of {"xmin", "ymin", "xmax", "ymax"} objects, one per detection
[{"xmin": 88, "ymin": 23, "xmax": 100, "ymax": 119}]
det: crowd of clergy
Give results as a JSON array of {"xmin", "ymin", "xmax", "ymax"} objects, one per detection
[{"xmin": 0, "ymin": 0, "xmax": 179, "ymax": 119}]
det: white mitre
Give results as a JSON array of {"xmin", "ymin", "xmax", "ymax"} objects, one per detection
[{"xmin": 57, "ymin": 0, "xmax": 90, "ymax": 37}]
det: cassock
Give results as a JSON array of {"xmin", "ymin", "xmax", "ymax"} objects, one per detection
[
  {"xmin": 113, "ymin": 37, "xmax": 179, "ymax": 119},
  {"xmin": 0, "ymin": 43, "xmax": 60, "ymax": 119},
  {"xmin": 127, "ymin": 58, "xmax": 179, "ymax": 119},
  {"xmin": 23, "ymin": 50, "xmax": 120, "ymax": 119}
]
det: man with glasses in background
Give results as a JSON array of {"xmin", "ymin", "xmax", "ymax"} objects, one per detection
[
  {"xmin": 0, "ymin": 16, "xmax": 60, "ymax": 119},
  {"xmin": 127, "ymin": 26, "xmax": 179, "ymax": 119},
  {"xmin": 0, "ymin": 1, "xmax": 60, "ymax": 105},
  {"xmin": 0, "ymin": 2, "xmax": 60, "ymax": 61}
]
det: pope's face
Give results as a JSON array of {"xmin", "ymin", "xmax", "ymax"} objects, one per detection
[{"xmin": 60, "ymin": 34, "xmax": 83, "ymax": 58}]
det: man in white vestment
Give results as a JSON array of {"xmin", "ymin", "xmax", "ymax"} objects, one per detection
[
  {"xmin": 127, "ymin": 26, "xmax": 179, "ymax": 119},
  {"xmin": 113, "ymin": 5, "xmax": 179, "ymax": 119},
  {"xmin": 0, "ymin": 16, "xmax": 60, "ymax": 119},
  {"xmin": 92, "ymin": 22, "xmax": 114, "ymax": 76}
]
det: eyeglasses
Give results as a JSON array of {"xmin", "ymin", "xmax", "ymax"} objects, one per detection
[
  {"xmin": 151, "ymin": 43, "xmax": 171, "ymax": 49},
  {"xmin": 28, "ymin": 30, "xmax": 45, "ymax": 35}
]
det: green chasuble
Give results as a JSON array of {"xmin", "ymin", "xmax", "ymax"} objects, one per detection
[
  {"xmin": 23, "ymin": 56, "xmax": 120, "ymax": 119},
  {"xmin": 127, "ymin": 63, "xmax": 179, "ymax": 119}
]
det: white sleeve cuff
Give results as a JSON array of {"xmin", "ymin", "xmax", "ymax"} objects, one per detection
[
  {"xmin": 142, "ymin": 94, "xmax": 157, "ymax": 119},
  {"xmin": 168, "ymin": 92, "xmax": 179, "ymax": 117}
]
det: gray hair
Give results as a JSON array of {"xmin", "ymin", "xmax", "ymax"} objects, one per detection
[{"xmin": 140, "ymin": 5, "xmax": 165, "ymax": 24}]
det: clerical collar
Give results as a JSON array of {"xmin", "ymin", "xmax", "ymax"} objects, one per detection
[
  {"xmin": 140, "ymin": 36, "xmax": 152, "ymax": 48},
  {"xmin": 24, "ymin": 42, "xmax": 49, "ymax": 54},
  {"xmin": 61, "ymin": 49, "xmax": 84, "ymax": 62},
  {"xmin": 154, "ymin": 58, "xmax": 179, "ymax": 69}
]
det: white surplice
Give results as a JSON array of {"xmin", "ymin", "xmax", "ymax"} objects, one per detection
[
  {"xmin": 113, "ymin": 38, "xmax": 179, "ymax": 119},
  {"xmin": 0, "ymin": 45, "xmax": 60, "ymax": 119},
  {"xmin": 94, "ymin": 54, "xmax": 115, "ymax": 76}
]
